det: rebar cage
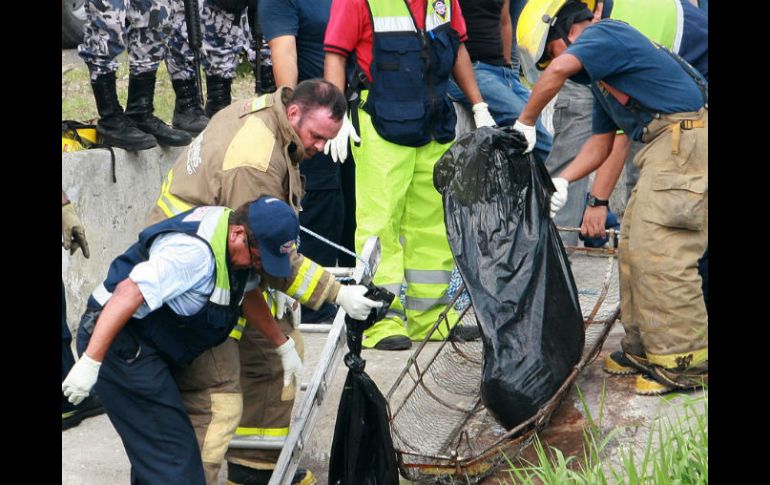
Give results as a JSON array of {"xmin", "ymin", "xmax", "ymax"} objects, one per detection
[{"xmin": 386, "ymin": 230, "xmax": 621, "ymax": 483}]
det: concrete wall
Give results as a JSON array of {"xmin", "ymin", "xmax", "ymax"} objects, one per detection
[{"xmin": 62, "ymin": 145, "xmax": 185, "ymax": 331}]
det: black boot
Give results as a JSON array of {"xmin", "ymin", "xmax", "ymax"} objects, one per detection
[
  {"xmin": 90, "ymin": 71, "xmax": 157, "ymax": 150},
  {"xmin": 62, "ymin": 394, "xmax": 105, "ymax": 431},
  {"xmin": 172, "ymin": 78, "xmax": 209, "ymax": 136},
  {"xmin": 227, "ymin": 462, "xmax": 316, "ymax": 485},
  {"xmin": 204, "ymin": 74, "xmax": 232, "ymax": 118},
  {"xmin": 125, "ymin": 71, "xmax": 192, "ymax": 147}
]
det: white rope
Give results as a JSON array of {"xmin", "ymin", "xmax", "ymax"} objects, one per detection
[{"xmin": 299, "ymin": 225, "xmax": 372, "ymax": 279}]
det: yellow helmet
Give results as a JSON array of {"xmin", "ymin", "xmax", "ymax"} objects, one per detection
[{"xmin": 517, "ymin": 0, "xmax": 595, "ymax": 84}]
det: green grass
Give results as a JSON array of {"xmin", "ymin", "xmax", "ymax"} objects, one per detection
[
  {"xmin": 62, "ymin": 52, "xmax": 258, "ymax": 124},
  {"xmin": 499, "ymin": 383, "xmax": 708, "ymax": 484}
]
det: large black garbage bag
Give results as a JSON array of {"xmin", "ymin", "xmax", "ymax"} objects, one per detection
[
  {"xmin": 434, "ymin": 126, "xmax": 584, "ymax": 430},
  {"xmin": 329, "ymin": 285, "xmax": 399, "ymax": 485}
]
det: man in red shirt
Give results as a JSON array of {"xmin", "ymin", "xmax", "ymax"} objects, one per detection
[{"xmin": 324, "ymin": 0, "xmax": 496, "ymax": 350}]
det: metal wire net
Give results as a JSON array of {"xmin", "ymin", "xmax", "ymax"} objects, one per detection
[{"xmin": 387, "ymin": 240, "xmax": 620, "ymax": 482}]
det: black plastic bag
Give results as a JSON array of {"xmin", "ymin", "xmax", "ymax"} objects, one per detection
[
  {"xmin": 434, "ymin": 126, "xmax": 584, "ymax": 430},
  {"xmin": 329, "ymin": 285, "xmax": 399, "ymax": 485}
]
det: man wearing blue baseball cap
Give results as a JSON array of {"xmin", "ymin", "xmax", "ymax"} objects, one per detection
[
  {"xmin": 61, "ymin": 197, "xmax": 354, "ymax": 484},
  {"xmin": 248, "ymin": 197, "xmax": 303, "ymax": 279}
]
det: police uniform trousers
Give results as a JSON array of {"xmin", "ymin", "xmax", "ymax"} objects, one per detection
[{"xmin": 77, "ymin": 309, "xmax": 205, "ymax": 485}]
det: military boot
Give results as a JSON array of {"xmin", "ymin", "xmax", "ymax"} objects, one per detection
[
  {"xmin": 90, "ymin": 71, "xmax": 156, "ymax": 150},
  {"xmin": 125, "ymin": 71, "xmax": 192, "ymax": 147},
  {"xmin": 171, "ymin": 78, "xmax": 209, "ymax": 136},
  {"xmin": 204, "ymin": 74, "xmax": 233, "ymax": 118}
]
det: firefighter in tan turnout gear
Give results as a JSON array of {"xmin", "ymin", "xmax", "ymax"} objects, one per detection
[{"xmin": 146, "ymin": 79, "xmax": 382, "ymax": 485}]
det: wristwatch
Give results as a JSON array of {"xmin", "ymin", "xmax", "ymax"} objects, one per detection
[{"xmin": 587, "ymin": 194, "xmax": 609, "ymax": 207}]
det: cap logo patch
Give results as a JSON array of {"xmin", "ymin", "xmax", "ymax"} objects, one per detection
[{"xmin": 280, "ymin": 241, "xmax": 295, "ymax": 254}]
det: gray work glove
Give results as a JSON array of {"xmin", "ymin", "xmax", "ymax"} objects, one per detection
[{"xmin": 62, "ymin": 202, "xmax": 90, "ymax": 258}]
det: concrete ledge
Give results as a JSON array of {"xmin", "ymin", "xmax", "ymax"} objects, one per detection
[{"xmin": 62, "ymin": 145, "xmax": 186, "ymax": 329}]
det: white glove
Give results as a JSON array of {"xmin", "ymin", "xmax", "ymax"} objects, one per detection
[
  {"xmin": 275, "ymin": 337, "xmax": 303, "ymax": 391},
  {"xmin": 62, "ymin": 353, "xmax": 101, "ymax": 405},
  {"xmin": 513, "ymin": 120, "xmax": 536, "ymax": 153},
  {"xmin": 550, "ymin": 177, "xmax": 569, "ymax": 218},
  {"xmin": 273, "ymin": 291, "xmax": 298, "ymax": 321},
  {"xmin": 323, "ymin": 115, "xmax": 360, "ymax": 163},
  {"xmin": 472, "ymin": 102, "xmax": 496, "ymax": 128},
  {"xmin": 335, "ymin": 285, "xmax": 383, "ymax": 320}
]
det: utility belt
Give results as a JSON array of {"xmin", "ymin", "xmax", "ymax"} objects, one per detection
[{"xmin": 641, "ymin": 107, "xmax": 708, "ymax": 154}]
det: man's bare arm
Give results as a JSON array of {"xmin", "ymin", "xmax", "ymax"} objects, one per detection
[
  {"xmin": 452, "ymin": 43, "xmax": 483, "ymax": 105},
  {"xmin": 84, "ymin": 279, "xmax": 145, "ymax": 361},
  {"xmin": 324, "ymin": 52, "xmax": 348, "ymax": 93},
  {"xmin": 268, "ymin": 35, "xmax": 299, "ymax": 88},
  {"xmin": 519, "ymin": 53, "xmax": 583, "ymax": 125}
]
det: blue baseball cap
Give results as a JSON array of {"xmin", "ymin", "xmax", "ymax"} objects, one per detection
[{"xmin": 247, "ymin": 196, "xmax": 299, "ymax": 278}]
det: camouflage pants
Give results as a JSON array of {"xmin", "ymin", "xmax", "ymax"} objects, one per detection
[
  {"xmin": 166, "ymin": 0, "xmax": 256, "ymax": 81},
  {"xmin": 78, "ymin": 0, "xmax": 172, "ymax": 78}
]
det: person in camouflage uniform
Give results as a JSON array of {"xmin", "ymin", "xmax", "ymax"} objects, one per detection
[
  {"xmin": 163, "ymin": 0, "xmax": 210, "ymax": 136},
  {"xmin": 165, "ymin": 0, "xmax": 274, "ymax": 132},
  {"xmin": 78, "ymin": 0, "xmax": 192, "ymax": 150}
]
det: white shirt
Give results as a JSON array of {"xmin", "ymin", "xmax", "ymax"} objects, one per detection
[{"xmin": 129, "ymin": 233, "xmax": 216, "ymax": 318}]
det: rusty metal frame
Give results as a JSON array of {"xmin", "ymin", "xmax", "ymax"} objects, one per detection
[{"xmin": 386, "ymin": 228, "xmax": 621, "ymax": 481}]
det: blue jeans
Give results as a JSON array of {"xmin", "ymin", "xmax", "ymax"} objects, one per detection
[{"xmin": 447, "ymin": 61, "xmax": 553, "ymax": 163}]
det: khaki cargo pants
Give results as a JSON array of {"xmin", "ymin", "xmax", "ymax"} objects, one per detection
[
  {"xmin": 618, "ymin": 108, "xmax": 708, "ymax": 371},
  {"xmin": 172, "ymin": 338, "xmax": 243, "ymax": 485},
  {"xmin": 172, "ymin": 315, "xmax": 301, "ymax": 484},
  {"xmin": 226, "ymin": 320, "xmax": 302, "ymax": 470}
]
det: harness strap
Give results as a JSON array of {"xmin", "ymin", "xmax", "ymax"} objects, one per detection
[
  {"xmin": 658, "ymin": 45, "xmax": 708, "ymax": 108},
  {"xmin": 345, "ymin": 69, "xmax": 370, "ymax": 147},
  {"xmin": 62, "ymin": 121, "xmax": 118, "ymax": 183}
]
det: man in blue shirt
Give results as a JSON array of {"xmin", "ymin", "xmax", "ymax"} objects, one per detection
[
  {"xmin": 518, "ymin": 0, "xmax": 707, "ymax": 249},
  {"xmin": 62, "ymin": 197, "xmax": 308, "ymax": 484},
  {"xmin": 514, "ymin": 1, "xmax": 708, "ymax": 395}
]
